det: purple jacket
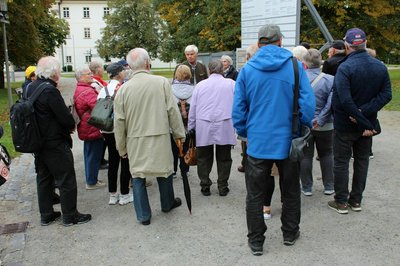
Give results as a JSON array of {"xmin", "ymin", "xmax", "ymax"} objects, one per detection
[{"xmin": 188, "ymin": 74, "xmax": 236, "ymax": 147}]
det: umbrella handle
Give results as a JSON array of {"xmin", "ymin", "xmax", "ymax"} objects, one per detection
[{"xmin": 176, "ymin": 139, "xmax": 183, "ymax": 157}]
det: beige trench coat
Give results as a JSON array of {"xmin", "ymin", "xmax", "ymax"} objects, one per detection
[{"xmin": 113, "ymin": 71, "xmax": 185, "ymax": 178}]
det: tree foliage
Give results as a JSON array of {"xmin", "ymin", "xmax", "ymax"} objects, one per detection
[
  {"xmin": 96, "ymin": 0, "xmax": 161, "ymax": 60},
  {"xmin": 301, "ymin": 0, "xmax": 400, "ymax": 63},
  {"xmin": 154, "ymin": 0, "xmax": 240, "ymax": 62},
  {"xmin": 0, "ymin": 0, "xmax": 69, "ymax": 88}
]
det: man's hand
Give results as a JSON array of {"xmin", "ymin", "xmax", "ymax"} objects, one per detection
[
  {"xmin": 349, "ymin": 116, "xmax": 357, "ymax": 124},
  {"xmin": 312, "ymin": 120, "xmax": 319, "ymax": 129},
  {"xmin": 362, "ymin": 129, "xmax": 375, "ymax": 137},
  {"xmin": 122, "ymin": 153, "xmax": 128, "ymax": 159}
]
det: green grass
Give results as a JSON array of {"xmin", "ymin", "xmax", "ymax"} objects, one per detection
[
  {"xmin": 0, "ymin": 81, "xmax": 23, "ymax": 158},
  {"xmin": 385, "ymin": 68, "xmax": 400, "ymax": 111}
]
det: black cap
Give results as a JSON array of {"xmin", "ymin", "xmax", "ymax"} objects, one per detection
[
  {"xmin": 330, "ymin": 40, "xmax": 345, "ymax": 50},
  {"xmin": 106, "ymin": 63, "xmax": 124, "ymax": 78}
]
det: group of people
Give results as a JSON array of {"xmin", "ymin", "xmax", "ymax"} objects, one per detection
[{"xmin": 24, "ymin": 23, "xmax": 391, "ymax": 256}]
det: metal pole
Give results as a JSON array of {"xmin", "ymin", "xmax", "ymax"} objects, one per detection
[
  {"xmin": 302, "ymin": 0, "xmax": 333, "ymax": 43},
  {"xmin": 3, "ymin": 22, "xmax": 12, "ymax": 108}
]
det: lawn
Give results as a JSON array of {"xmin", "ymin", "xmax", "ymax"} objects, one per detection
[{"xmin": 385, "ymin": 68, "xmax": 400, "ymax": 111}]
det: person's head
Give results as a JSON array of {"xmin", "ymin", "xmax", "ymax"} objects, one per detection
[
  {"xmin": 366, "ymin": 48, "xmax": 376, "ymax": 58},
  {"xmin": 106, "ymin": 62, "xmax": 125, "ymax": 82},
  {"xmin": 36, "ymin": 56, "xmax": 61, "ymax": 83},
  {"xmin": 89, "ymin": 60, "xmax": 104, "ymax": 76},
  {"xmin": 299, "ymin": 42, "xmax": 310, "ymax": 49},
  {"xmin": 208, "ymin": 59, "xmax": 223, "ymax": 75},
  {"xmin": 328, "ymin": 40, "xmax": 345, "ymax": 58},
  {"xmin": 221, "ymin": 55, "xmax": 233, "ymax": 70},
  {"xmin": 258, "ymin": 24, "xmax": 283, "ymax": 48},
  {"xmin": 184, "ymin": 45, "xmax": 198, "ymax": 65},
  {"xmin": 75, "ymin": 66, "xmax": 94, "ymax": 84},
  {"xmin": 25, "ymin": 66, "xmax": 36, "ymax": 81},
  {"xmin": 126, "ymin": 48, "xmax": 151, "ymax": 72},
  {"xmin": 343, "ymin": 28, "xmax": 367, "ymax": 54},
  {"xmin": 246, "ymin": 44, "xmax": 259, "ymax": 61},
  {"xmin": 174, "ymin": 64, "xmax": 192, "ymax": 82},
  {"xmin": 292, "ymin": 45, "xmax": 308, "ymax": 61},
  {"xmin": 303, "ymin": 48, "xmax": 322, "ymax": 69},
  {"xmin": 118, "ymin": 59, "xmax": 129, "ymax": 69}
]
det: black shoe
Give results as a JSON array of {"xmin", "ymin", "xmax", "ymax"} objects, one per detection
[
  {"xmin": 162, "ymin": 198, "xmax": 182, "ymax": 213},
  {"xmin": 142, "ymin": 220, "xmax": 151, "ymax": 226},
  {"xmin": 63, "ymin": 212, "xmax": 92, "ymax": 227},
  {"xmin": 41, "ymin": 211, "xmax": 61, "ymax": 226},
  {"xmin": 201, "ymin": 187, "xmax": 211, "ymax": 196},
  {"xmin": 219, "ymin": 187, "xmax": 230, "ymax": 196},
  {"xmin": 283, "ymin": 231, "xmax": 300, "ymax": 246},
  {"xmin": 248, "ymin": 241, "xmax": 263, "ymax": 256},
  {"xmin": 237, "ymin": 165, "xmax": 245, "ymax": 173},
  {"xmin": 52, "ymin": 192, "xmax": 60, "ymax": 205}
]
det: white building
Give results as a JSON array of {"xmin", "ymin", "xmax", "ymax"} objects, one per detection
[
  {"xmin": 51, "ymin": 0, "xmax": 176, "ymax": 71},
  {"xmin": 51, "ymin": 0, "xmax": 109, "ymax": 71}
]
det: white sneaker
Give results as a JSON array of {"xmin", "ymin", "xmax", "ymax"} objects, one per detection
[
  {"xmin": 324, "ymin": 189, "xmax": 335, "ymax": 195},
  {"xmin": 301, "ymin": 190, "xmax": 313, "ymax": 196},
  {"xmin": 119, "ymin": 193, "xmax": 133, "ymax": 205},
  {"xmin": 109, "ymin": 193, "xmax": 119, "ymax": 205}
]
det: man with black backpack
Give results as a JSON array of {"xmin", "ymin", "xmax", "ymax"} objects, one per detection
[{"xmin": 25, "ymin": 56, "xmax": 91, "ymax": 226}]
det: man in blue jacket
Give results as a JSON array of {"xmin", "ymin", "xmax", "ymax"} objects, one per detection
[
  {"xmin": 329, "ymin": 28, "xmax": 392, "ymax": 214},
  {"xmin": 232, "ymin": 24, "xmax": 315, "ymax": 255}
]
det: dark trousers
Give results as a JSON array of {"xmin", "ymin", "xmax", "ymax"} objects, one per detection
[
  {"xmin": 333, "ymin": 130, "xmax": 371, "ymax": 204},
  {"xmin": 170, "ymin": 134, "xmax": 189, "ymax": 175},
  {"xmin": 241, "ymin": 141, "xmax": 247, "ymax": 168},
  {"xmin": 197, "ymin": 145, "xmax": 232, "ymax": 191},
  {"xmin": 103, "ymin": 133, "xmax": 131, "ymax": 195},
  {"xmin": 246, "ymin": 155, "xmax": 300, "ymax": 246},
  {"xmin": 300, "ymin": 129, "xmax": 334, "ymax": 191},
  {"xmin": 36, "ymin": 143, "xmax": 77, "ymax": 220}
]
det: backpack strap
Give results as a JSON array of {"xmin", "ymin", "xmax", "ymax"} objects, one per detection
[
  {"xmin": 291, "ymin": 57, "xmax": 299, "ymax": 134},
  {"xmin": 311, "ymin": 73, "xmax": 325, "ymax": 88},
  {"xmin": 28, "ymin": 82, "xmax": 50, "ymax": 104}
]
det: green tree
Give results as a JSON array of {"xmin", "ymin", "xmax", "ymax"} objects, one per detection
[
  {"xmin": 0, "ymin": 0, "xmax": 69, "ymax": 88},
  {"xmin": 96, "ymin": 0, "xmax": 161, "ymax": 60},
  {"xmin": 301, "ymin": 0, "xmax": 400, "ymax": 63},
  {"xmin": 154, "ymin": 0, "xmax": 240, "ymax": 62}
]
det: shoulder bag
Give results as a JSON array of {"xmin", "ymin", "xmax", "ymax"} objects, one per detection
[{"xmin": 87, "ymin": 86, "xmax": 115, "ymax": 131}]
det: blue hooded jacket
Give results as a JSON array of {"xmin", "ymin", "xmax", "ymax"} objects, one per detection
[{"xmin": 232, "ymin": 45, "xmax": 315, "ymax": 160}]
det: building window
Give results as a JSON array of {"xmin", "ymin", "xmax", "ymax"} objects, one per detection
[
  {"xmin": 83, "ymin": 7, "xmax": 90, "ymax": 18},
  {"xmin": 63, "ymin": 7, "xmax": 70, "ymax": 18},
  {"xmin": 66, "ymin": 56, "xmax": 72, "ymax": 63},
  {"xmin": 85, "ymin": 55, "xmax": 91, "ymax": 63},
  {"xmin": 104, "ymin": 7, "xmax": 110, "ymax": 16},
  {"xmin": 84, "ymin": 28, "xmax": 91, "ymax": 39}
]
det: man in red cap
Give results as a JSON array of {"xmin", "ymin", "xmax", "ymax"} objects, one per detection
[{"xmin": 329, "ymin": 28, "xmax": 392, "ymax": 214}]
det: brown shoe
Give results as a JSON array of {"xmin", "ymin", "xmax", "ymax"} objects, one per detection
[{"xmin": 237, "ymin": 165, "xmax": 245, "ymax": 173}]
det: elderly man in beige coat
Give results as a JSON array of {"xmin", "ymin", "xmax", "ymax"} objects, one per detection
[{"xmin": 114, "ymin": 48, "xmax": 186, "ymax": 225}]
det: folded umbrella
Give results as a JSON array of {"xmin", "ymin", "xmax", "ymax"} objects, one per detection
[{"xmin": 176, "ymin": 138, "xmax": 192, "ymax": 214}]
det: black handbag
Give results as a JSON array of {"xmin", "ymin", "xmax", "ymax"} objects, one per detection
[{"xmin": 87, "ymin": 86, "xmax": 115, "ymax": 131}]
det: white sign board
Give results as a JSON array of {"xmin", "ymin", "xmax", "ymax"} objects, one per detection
[{"xmin": 241, "ymin": 0, "xmax": 300, "ymax": 50}]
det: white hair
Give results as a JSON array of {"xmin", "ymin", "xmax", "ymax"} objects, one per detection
[
  {"xmin": 89, "ymin": 60, "xmax": 103, "ymax": 75},
  {"xmin": 184, "ymin": 45, "xmax": 198, "ymax": 54},
  {"xmin": 292, "ymin": 45, "xmax": 308, "ymax": 61},
  {"xmin": 36, "ymin": 56, "xmax": 60, "ymax": 79},
  {"xmin": 246, "ymin": 44, "xmax": 259, "ymax": 60},
  {"xmin": 75, "ymin": 66, "xmax": 91, "ymax": 80},
  {"xmin": 126, "ymin": 48, "xmax": 150, "ymax": 71},
  {"xmin": 221, "ymin": 55, "xmax": 233, "ymax": 66},
  {"xmin": 302, "ymin": 48, "xmax": 322, "ymax": 69}
]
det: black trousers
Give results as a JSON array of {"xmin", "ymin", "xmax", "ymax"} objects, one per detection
[
  {"xmin": 103, "ymin": 133, "xmax": 131, "ymax": 195},
  {"xmin": 36, "ymin": 143, "xmax": 77, "ymax": 220},
  {"xmin": 196, "ymin": 144, "xmax": 232, "ymax": 191},
  {"xmin": 246, "ymin": 155, "xmax": 300, "ymax": 246}
]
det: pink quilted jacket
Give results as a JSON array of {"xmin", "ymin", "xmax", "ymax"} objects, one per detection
[{"xmin": 73, "ymin": 82, "xmax": 102, "ymax": 141}]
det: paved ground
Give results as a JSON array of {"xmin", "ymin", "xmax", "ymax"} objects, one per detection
[{"xmin": 1, "ymin": 77, "xmax": 400, "ymax": 265}]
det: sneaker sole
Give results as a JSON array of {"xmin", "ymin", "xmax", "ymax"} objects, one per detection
[
  {"xmin": 41, "ymin": 216, "xmax": 61, "ymax": 226},
  {"xmin": 119, "ymin": 201, "xmax": 133, "ymax": 206},
  {"xmin": 284, "ymin": 232, "xmax": 300, "ymax": 246},
  {"xmin": 349, "ymin": 206, "xmax": 362, "ymax": 212},
  {"xmin": 324, "ymin": 191, "xmax": 335, "ymax": 195},
  {"xmin": 328, "ymin": 204, "xmax": 348, "ymax": 214}
]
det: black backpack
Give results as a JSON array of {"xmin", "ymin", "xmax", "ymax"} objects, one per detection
[{"xmin": 10, "ymin": 82, "xmax": 49, "ymax": 153}]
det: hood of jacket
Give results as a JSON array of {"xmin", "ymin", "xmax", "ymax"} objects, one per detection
[{"xmin": 247, "ymin": 44, "xmax": 293, "ymax": 72}]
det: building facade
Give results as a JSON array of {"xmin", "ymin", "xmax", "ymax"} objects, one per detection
[{"xmin": 52, "ymin": 0, "xmax": 109, "ymax": 71}]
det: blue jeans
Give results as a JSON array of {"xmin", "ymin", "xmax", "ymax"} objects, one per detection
[
  {"xmin": 300, "ymin": 130, "xmax": 334, "ymax": 192},
  {"xmin": 333, "ymin": 130, "xmax": 371, "ymax": 204},
  {"xmin": 83, "ymin": 138, "xmax": 104, "ymax": 185},
  {"xmin": 132, "ymin": 175, "xmax": 176, "ymax": 222}
]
